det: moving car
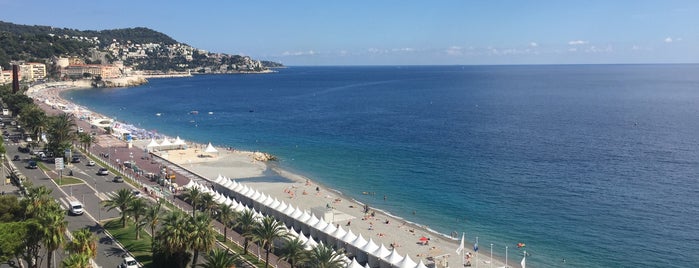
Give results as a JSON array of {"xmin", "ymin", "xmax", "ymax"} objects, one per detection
[
  {"xmin": 113, "ymin": 176, "xmax": 124, "ymax": 183},
  {"xmin": 12, "ymin": 155, "xmax": 20, "ymax": 161},
  {"xmin": 118, "ymin": 256, "xmax": 138, "ymax": 268},
  {"xmin": 71, "ymin": 156, "xmax": 81, "ymax": 163},
  {"xmin": 27, "ymin": 161, "xmax": 38, "ymax": 169},
  {"xmin": 98, "ymin": 168, "xmax": 109, "ymax": 175},
  {"xmin": 67, "ymin": 198, "xmax": 84, "ymax": 216},
  {"xmin": 87, "ymin": 160, "xmax": 96, "ymax": 166}
]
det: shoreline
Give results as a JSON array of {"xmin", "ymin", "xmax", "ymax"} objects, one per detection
[{"xmin": 28, "ymin": 81, "xmax": 516, "ymax": 268}]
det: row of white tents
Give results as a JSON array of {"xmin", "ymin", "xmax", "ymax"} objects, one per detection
[
  {"xmin": 146, "ymin": 136, "xmax": 187, "ymax": 151},
  {"xmin": 183, "ymin": 176, "xmax": 429, "ymax": 268}
]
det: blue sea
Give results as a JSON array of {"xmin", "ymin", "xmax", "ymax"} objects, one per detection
[{"xmin": 64, "ymin": 65, "xmax": 699, "ymax": 267}]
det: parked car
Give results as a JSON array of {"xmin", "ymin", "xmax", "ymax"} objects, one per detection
[
  {"xmin": 12, "ymin": 155, "xmax": 20, "ymax": 161},
  {"xmin": 97, "ymin": 168, "xmax": 109, "ymax": 175},
  {"xmin": 113, "ymin": 176, "xmax": 124, "ymax": 183}
]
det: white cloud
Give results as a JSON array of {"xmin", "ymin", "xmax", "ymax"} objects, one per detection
[
  {"xmin": 530, "ymin": 42, "xmax": 538, "ymax": 47},
  {"xmin": 391, "ymin": 47, "xmax": 415, "ymax": 52},
  {"xmin": 282, "ymin": 50, "xmax": 316, "ymax": 56},
  {"xmin": 568, "ymin": 40, "xmax": 589, "ymax": 45},
  {"xmin": 445, "ymin": 46, "xmax": 463, "ymax": 56},
  {"xmin": 664, "ymin": 37, "xmax": 682, "ymax": 43},
  {"xmin": 568, "ymin": 47, "xmax": 578, "ymax": 52}
]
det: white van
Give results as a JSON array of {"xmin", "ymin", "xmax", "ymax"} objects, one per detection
[{"xmin": 67, "ymin": 198, "xmax": 84, "ymax": 215}]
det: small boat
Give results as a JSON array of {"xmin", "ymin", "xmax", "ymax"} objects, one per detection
[
  {"xmin": 156, "ymin": 113, "xmax": 161, "ymax": 116},
  {"xmin": 208, "ymin": 111, "xmax": 213, "ymax": 115},
  {"xmin": 189, "ymin": 111, "xmax": 199, "ymax": 115}
]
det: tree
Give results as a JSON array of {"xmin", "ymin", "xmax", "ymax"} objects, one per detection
[
  {"xmin": 308, "ymin": 243, "xmax": 345, "ymax": 268},
  {"xmin": 46, "ymin": 113, "xmax": 76, "ymax": 159},
  {"xmin": 22, "ymin": 185, "xmax": 54, "ymax": 219},
  {"xmin": 188, "ymin": 213, "xmax": 217, "ymax": 267},
  {"xmin": 235, "ymin": 209, "xmax": 258, "ymax": 255},
  {"xmin": 278, "ymin": 237, "xmax": 309, "ymax": 268},
  {"xmin": 0, "ymin": 195, "xmax": 23, "ymax": 222},
  {"xmin": 66, "ymin": 228, "xmax": 97, "ymax": 258},
  {"xmin": 199, "ymin": 193, "xmax": 218, "ymax": 217},
  {"xmin": 144, "ymin": 198, "xmax": 163, "ymax": 251},
  {"xmin": 0, "ymin": 221, "xmax": 30, "ymax": 264},
  {"xmin": 216, "ymin": 204, "xmax": 238, "ymax": 243},
  {"xmin": 61, "ymin": 253, "xmax": 90, "ymax": 268},
  {"xmin": 198, "ymin": 248, "xmax": 240, "ymax": 268},
  {"xmin": 102, "ymin": 188, "xmax": 135, "ymax": 228},
  {"xmin": 18, "ymin": 105, "xmax": 47, "ymax": 145},
  {"xmin": 253, "ymin": 216, "xmax": 289, "ymax": 268},
  {"xmin": 41, "ymin": 202, "xmax": 68, "ymax": 268},
  {"xmin": 154, "ymin": 211, "xmax": 190, "ymax": 268},
  {"xmin": 181, "ymin": 187, "xmax": 203, "ymax": 217},
  {"xmin": 77, "ymin": 132, "xmax": 95, "ymax": 151},
  {"xmin": 127, "ymin": 198, "xmax": 149, "ymax": 240}
]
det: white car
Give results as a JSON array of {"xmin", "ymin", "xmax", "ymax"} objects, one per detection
[
  {"xmin": 87, "ymin": 160, "xmax": 96, "ymax": 166},
  {"xmin": 118, "ymin": 256, "xmax": 138, "ymax": 268},
  {"xmin": 98, "ymin": 168, "xmax": 109, "ymax": 175}
]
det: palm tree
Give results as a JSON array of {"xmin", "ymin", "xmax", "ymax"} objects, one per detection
[
  {"xmin": 102, "ymin": 188, "xmax": 135, "ymax": 228},
  {"xmin": 22, "ymin": 185, "xmax": 53, "ymax": 218},
  {"xmin": 156, "ymin": 211, "xmax": 190, "ymax": 268},
  {"xmin": 18, "ymin": 105, "xmax": 47, "ymax": 146},
  {"xmin": 279, "ymin": 237, "xmax": 310, "ymax": 268},
  {"xmin": 308, "ymin": 243, "xmax": 345, "ymax": 268},
  {"xmin": 61, "ymin": 253, "xmax": 90, "ymax": 268},
  {"xmin": 199, "ymin": 248, "xmax": 240, "ymax": 268},
  {"xmin": 182, "ymin": 187, "xmax": 203, "ymax": 217},
  {"xmin": 66, "ymin": 228, "xmax": 97, "ymax": 258},
  {"xmin": 77, "ymin": 132, "xmax": 95, "ymax": 151},
  {"xmin": 216, "ymin": 204, "xmax": 238, "ymax": 243},
  {"xmin": 188, "ymin": 213, "xmax": 217, "ymax": 267},
  {"xmin": 235, "ymin": 209, "xmax": 258, "ymax": 255},
  {"xmin": 145, "ymin": 199, "xmax": 163, "ymax": 249},
  {"xmin": 46, "ymin": 113, "xmax": 76, "ymax": 158},
  {"xmin": 41, "ymin": 202, "xmax": 68, "ymax": 268},
  {"xmin": 127, "ymin": 198, "xmax": 149, "ymax": 239},
  {"xmin": 199, "ymin": 193, "xmax": 218, "ymax": 217},
  {"xmin": 253, "ymin": 216, "xmax": 289, "ymax": 268}
]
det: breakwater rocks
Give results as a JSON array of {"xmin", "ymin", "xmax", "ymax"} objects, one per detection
[
  {"xmin": 98, "ymin": 76, "xmax": 148, "ymax": 87},
  {"xmin": 253, "ymin": 152, "xmax": 277, "ymax": 162}
]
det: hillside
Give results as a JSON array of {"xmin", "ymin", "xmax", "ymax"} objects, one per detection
[{"xmin": 0, "ymin": 21, "xmax": 281, "ymax": 73}]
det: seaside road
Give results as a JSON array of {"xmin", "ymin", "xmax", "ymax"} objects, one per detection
[
  {"xmin": 6, "ymin": 145, "xmax": 131, "ymax": 268},
  {"xmin": 31, "ymin": 95, "xmax": 291, "ymax": 267}
]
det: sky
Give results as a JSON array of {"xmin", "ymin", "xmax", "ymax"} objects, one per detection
[{"xmin": 2, "ymin": 0, "xmax": 698, "ymax": 65}]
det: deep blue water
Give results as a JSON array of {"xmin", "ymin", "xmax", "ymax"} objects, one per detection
[{"xmin": 64, "ymin": 65, "xmax": 699, "ymax": 267}]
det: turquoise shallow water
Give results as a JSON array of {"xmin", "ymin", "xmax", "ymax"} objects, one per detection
[{"xmin": 64, "ymin": 65, "xmax": 699, "ymax": 267}]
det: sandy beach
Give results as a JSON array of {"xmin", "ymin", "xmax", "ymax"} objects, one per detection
[{"xmin": 28, "ymin": 82, "xmax": 516, "ymax": 268}]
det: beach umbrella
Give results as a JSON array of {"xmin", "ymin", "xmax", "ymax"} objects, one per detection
[
  {"xmin": 306, "ymin": 214, "xmax": 320, "ymax": 227},
  {"xmin": 214, "ymin": 174, "xmax": 224, "ymax": 184},
  {"xmin": 369, "ymin": 244, "xmax": 391, "ymax": 268},
  {"xmin": 303, "ymin": 236, "xmax": 319, "ymax": 250},
  {"xmin": 298, "ymin": 232, "xmax": 308, "ymax": 244},
  {"xmin": 251, "ymin": 190, "xmax": 261, "ymax": 201},
  {"xmin": 348, "ymin": 258, "xmax": 364, "ymax": 268},
  {"xmin": 397, "ymin": 255, "xmax": 417, "ymax": 268},
  {"xmin": 269, "ymin": 198, "xmax": 281, "ymax": 210},
  {"xmin": 365, "ymin": 263, "xmax": 372, "ymax": 268},
  {"xmin": 276, "ymin": 201, "xmax": 288, "ymax": 213},
  {"xmin": 381, "ymin": 249, "xmax": 404, "ymax": 268},
  {"xmin": 415, "ymin": 260, "xmax": 428, "ymax": 268},
  {"xmin": 350, "ymin": 234, "xmax": 368, "ymax": 260},
  {"xmin": 263, "ymin": 194, "xmax": 275, "ymax": 207},
  {"xmin": 233, "ymin": 182, "xmax": 245, "ymax": 193},
  {"xmin": 419, "ymin": 236, "xmax": 428, "ymax": 242},
  {"xmin": 340, "ymin": 230, "xmax": 357, "ymax": 246},
  {"xmin": 360, "ymin": 238, "xmax": 379, "ymax": 263},
  {"xmin": 224, "ymin": 197, "xmax": 233, "ymax": 206}
]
